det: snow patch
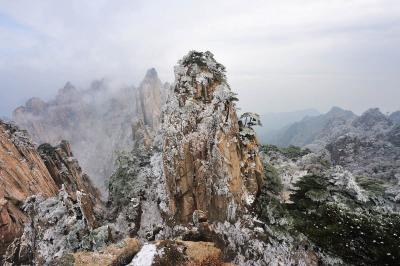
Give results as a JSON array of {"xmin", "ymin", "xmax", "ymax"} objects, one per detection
[{"xmin": 129, "ymin": 244, "xmax": 157, "ymax": 266}]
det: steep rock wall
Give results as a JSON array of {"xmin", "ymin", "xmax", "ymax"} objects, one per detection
[
  {"xmin": 0, "ymin": 121, "xmax": 58, "ymax": 256},
  {"xmin": 0, "ymin": 120, "xmax": 100, "ymax": 259},
  {"xmin": 162, "ymin": 51, "xmax": 264, "ymax": 223}
]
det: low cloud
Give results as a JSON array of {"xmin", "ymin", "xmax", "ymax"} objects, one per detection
[{"xmin": 1, "ymin": 0, "xmax": 399, "ymax": 116}]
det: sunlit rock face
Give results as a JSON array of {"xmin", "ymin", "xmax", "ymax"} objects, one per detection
[
  {"xmin": 162, "ymin": 51, "xmax": 264, "ymax": 223},
  {"xmin": 0, "ymin": 120, "xmax": 100, "ymax": 261},
  {"xmin": 13, "ymin": 71, "xmax": 166, "ymax": 193},
  {"xmin": 0, "ymin": 121, "xmax": 58, "ymax": 258}
]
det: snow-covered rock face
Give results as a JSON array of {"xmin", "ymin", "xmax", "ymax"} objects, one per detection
[
  {"xmin": 266, "ymin": 107, "xmax": 400, "ymax": 188},
  {"xmin": 162, "ymin": 51, "xmax": 264, "ymax": 223},
  {"xmin": 352, "ymin": 107, "xmax": 393, "ymax": 131},
  {"xmin": 3, "ymin": 188, "xmax": 104, "ymax": 265},
  {"xmin": 0, "ymin": 120, "xmax": 100, "ymax": 260},
  {"xmin": 129, "ymin": 243, "xmax": 157, "ymax": 266}
]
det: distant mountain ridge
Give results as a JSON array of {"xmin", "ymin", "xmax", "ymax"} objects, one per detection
[
  {"xmin": 264, "ymin": 106, "xmax": 400, "ymax": 184},
  {"xmin": 265, "ymin": 106, "xmax": 400, "ymax": 149},
  {"xmin": 389, "ymin": 110, "xmax": 400, "ymax": 125},
  {"xmin": 257, "ymin": 108, "xmax": 320, "ymax": 144}
]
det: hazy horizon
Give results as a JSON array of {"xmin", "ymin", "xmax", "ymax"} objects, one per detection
[{"xmin": 1, "ymin": 0, "xmax": 399, "ymax": 117}]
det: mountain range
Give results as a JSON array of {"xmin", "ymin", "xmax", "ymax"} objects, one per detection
[
  {"xmin": 1, "ymin": 51, "xmax": 399, "ymax": 265},
  {"xmin": 256, "ymin": 108, "xmax": 320, "ymax": 144},
  {"xmin": 265, "ymin": 106, "xmax": 400, "ymax": 149},
  {"xmin": 12, "ymin": 69, "xmax": 166, "ymax": 192}
]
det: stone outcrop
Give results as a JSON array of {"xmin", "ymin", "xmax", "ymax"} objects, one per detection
[
  {"xmin": 60, "ymin": 238, "xmax": 141, "ymax": 266},
  {"xmin": 13, "ymin": 71, "xmax": 166, "ymax": 192},
  {"xmin": 136, "ymin": 68, "xmax": 164, "ymax": 130},
  {"xmin": 37, "ymin": 140, "xmax": 101, "ymax": 228},
  {"xmin": 0, "ymin": 121, "xmax": 58, "ymax": 257},
  {"xmin": 38, "ymin": 141, "xmax": 100, "ymax": 197},
  {"xmin": 130, "ymin": 240, "xmax": 231, "ymax": 266},
  {"xmin": 162, "ymin": 51, "xmax": 264, "ymax": 223},
  {"xmin": 0, "ymin": 120, "xmax": 100, "ymax": 261},
  {"xmin": 3, "ymin": 190, "xmax": 102, "ymax": 265}
]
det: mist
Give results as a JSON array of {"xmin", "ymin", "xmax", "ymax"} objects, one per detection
[{"xmin": 1, "ymin": 0, "xmax": 400, "ymax": 117}]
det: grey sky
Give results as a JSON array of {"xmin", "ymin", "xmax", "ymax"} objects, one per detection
[{"xmin": 1, "ymin": 0, "xmax": 399, "ymax": 117}]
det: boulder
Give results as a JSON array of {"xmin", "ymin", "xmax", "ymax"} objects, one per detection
[{"xmin": 61, "ymin": 238, "xmax": 141, "ymax": 266}]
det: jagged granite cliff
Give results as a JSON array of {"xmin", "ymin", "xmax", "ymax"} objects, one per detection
[
  {"xmin": 162, "ymin": 51, "xmax": 263, "ymax": 223},
  {"xmin": 104, "ymin": 51, "xmax": 319, "ymax": 265},
  {"xmin": 0, "ymin": 120, "xmax": 100, "ymax": 263},
  {"xmin": 13, "ymin": 70, "xmax": 166, "ymax": 193}
]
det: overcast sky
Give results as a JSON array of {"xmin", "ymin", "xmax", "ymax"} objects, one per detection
[{"xmin": 0, "ymin": 0, "xmax": 399, "ymax": 117}]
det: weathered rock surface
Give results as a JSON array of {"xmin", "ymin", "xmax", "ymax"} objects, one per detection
[
  {"xmin": 60, "ymin": 238, "xmax": 141, "ymax": 266},
  {"xmin": 162, "ymin": 51, "xmax": 264, "ymax": 223},
  {"xmin": 129, "ymin": 240, "xmax": 230, "ymax": 266},
  {"xmin": 3, "ymin": 186, "xmax": 108, "ymax": 265},
  {"xmin": 13, "ymin": 71, "xmax": 166, "ymax": 192},
  {"xmin": 0, "ymin": 120, "xmax": 101, "ymax": 262},
  {"xmin": 0, "ymin": 121, "xmax": 58, "ymax": 258}
]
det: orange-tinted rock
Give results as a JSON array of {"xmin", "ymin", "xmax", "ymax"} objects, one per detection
[
  {"xmin": 140, "ymin": 240, "xmax": 232, "ymax": 266},
  {"xmin": 64, "ymin": 238, "xmax": 141, "ymax": 266},
  {"xmin": 37, "ymin": 140, "xmax": 101, "ymax": 228},
  {"xmin": 0, "ymin": 122, "xmax": 59, "ymax": 256},
  {"xmin": 0, "ymin": 120, "xmax": 100, "ymax": 258},
  {"xmin": 162, "ymin": 51, "xmax": 264, "ymax": 223}
]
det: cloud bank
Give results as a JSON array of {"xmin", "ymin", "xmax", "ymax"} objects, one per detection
[{"xmin": 0, "ymin": 0, "xmax": 399, "ymax": 116}]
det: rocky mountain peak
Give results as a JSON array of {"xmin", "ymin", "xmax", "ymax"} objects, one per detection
[
  {"xmin": 353, "ymin": 107, "xmax": 392, "ymax": 129},
  {"xmin": 136, "ymin": 68, "xmax": 163, "ymax": 130},
  {"xmin": 56, "ymin": 82, "xmax": 79, "ymax": 104},
  {"xmin": 89, "ymin": 79, "xmax": 107, "ymax": 92},
  {"xmin": 25, "ymin": 97, "xmax": 47, "ymax": 114},
  {"xmin": 162, "ymin": 51, "xmax": 264, "ymax": 223},
  {"xmin": 12, "ymin": 97, "xmax": 47, "ymax": 118},
  {"xmin": 59, "ymin": 81, "xmax": 77, "ymax": 94},
  {"xmin": 326, "ymin": 106, "xmax": 355, "ymax": 118},
  {"xmin": 389, "ymin": 111, "xmax": 400, "ymax": 125},
  {"xmin": 0, "ymin": 120, "xmax": 100, "ymax": 260},
  {"xmin": 144, "ymin": 67, "xmax": 158, "ymax": 80},
  {"xmin": 173, "ymin": 50, "xmax": 226, "ymax": 106},
  {"xmin": 328, "ymin": 106, "xmax": 344, "ymax": 113}
]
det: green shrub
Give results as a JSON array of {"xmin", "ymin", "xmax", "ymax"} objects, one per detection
[
  {"xmin": 264, "ymin": 164, "xmax": 283, "ymax": 194},
  {"xmin": 262, "ymin": 144, "xmax": 311, "ymax": 160},
  {"xmin": 356, "ymin": 176, "xmax": 386, "ymax": 196}
]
